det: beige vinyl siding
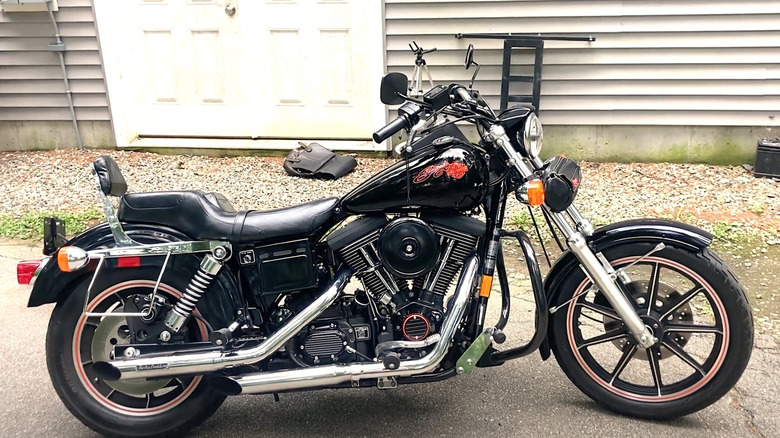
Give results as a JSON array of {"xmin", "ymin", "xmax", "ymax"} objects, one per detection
[
  {"xmin": 0, "ymin": 0, "xmax": 111, "ymax": 149},
  {"xmin": 385, "ymin": 0, "xmax": 780, "ymax": 128}
]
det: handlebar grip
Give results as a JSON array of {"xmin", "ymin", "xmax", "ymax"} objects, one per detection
[
  {"xmin": 453, "ymin": 86, "xmax": 472, "ymax": 103},
  {"xmin": 372, "ymin": 115, "xmax": 409, "ymax": 143}
]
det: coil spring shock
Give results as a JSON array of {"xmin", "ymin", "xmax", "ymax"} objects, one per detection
[{"xmin": 164, "ymin": 253, "xmax": 224, "ymax": 332}]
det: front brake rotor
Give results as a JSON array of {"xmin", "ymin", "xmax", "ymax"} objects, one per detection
[{"xmin": 600, "ymin": 281, "xmax": 693, "ymax": 360}]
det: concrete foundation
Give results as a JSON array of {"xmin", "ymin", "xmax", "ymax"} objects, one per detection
[
  {"xmin": 0, "ymin": 121, "xmax": 115, "ymax": 151},
  {"xmin": 456, "ymin": 125, "xmax": 778, "ymax": 165}
]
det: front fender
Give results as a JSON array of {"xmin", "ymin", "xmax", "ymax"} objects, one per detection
[
  {"xmin": 27, "ymin": 223, "xmax": 241, "ymax": 329},
  {"xmin": 538, "ymin": 218, "xmax": 713, "ymax": 360}
]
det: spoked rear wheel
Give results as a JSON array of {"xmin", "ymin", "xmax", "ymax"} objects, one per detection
[
  {"xmin": 550, "ymin": 243, "xmax": 753, "ymax": 419},
  {"xmin": 46, "ymin": 268, "xmax": 225, "ymax": 437}
]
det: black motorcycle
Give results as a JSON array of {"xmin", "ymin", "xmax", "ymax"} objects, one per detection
[{"xmin": 19, "ymin": 45, "xmax": 752, "ymax": 437}]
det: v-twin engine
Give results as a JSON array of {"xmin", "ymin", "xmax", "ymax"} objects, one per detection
[{"xmin": 327, "ymin": 213, "xmax": 484, "ymax": 341}]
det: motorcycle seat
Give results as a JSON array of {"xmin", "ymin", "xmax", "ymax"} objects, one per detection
[{"xmin": 117, "ymin": 191, "xmax": 340, "ymax": 243}]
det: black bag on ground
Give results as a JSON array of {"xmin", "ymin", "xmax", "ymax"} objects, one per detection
[{"xmin": 283, "ymin": 142, "xmax": 357, "ymax": 179}]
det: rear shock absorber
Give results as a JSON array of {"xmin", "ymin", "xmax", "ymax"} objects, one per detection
[{"xmin": 164, "ymin": 247, "xmax": 228, "ymax": 332}]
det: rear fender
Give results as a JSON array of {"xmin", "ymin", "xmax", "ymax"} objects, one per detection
[
  {"xmin": 538, "ymin": 218, "xmax": 713, "ymax": 360},
  {"xmin": 28, "ymin": 223, "xmax": 241, "ymax": 329}
]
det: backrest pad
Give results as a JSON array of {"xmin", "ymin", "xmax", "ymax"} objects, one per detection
[{"xmin": 92, "ymin": 155, "xmax": 127, "ymax": 197}]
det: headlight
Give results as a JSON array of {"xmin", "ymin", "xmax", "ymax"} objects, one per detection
[{"xmin": 522, "ymin": 113, "xmax": 544, "ymax": 157}]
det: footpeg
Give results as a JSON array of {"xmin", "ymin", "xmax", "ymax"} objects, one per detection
[
  {"xmin": 381, "ymin": 352, "xmax": 401, "ymax": 370},
  {"xmin": 492, "ymin": 329, "xmax": 506, "ymax": 344},
  {"xmin": 209, "ymin": 318, "xmax": 244, "ymax": 347}
]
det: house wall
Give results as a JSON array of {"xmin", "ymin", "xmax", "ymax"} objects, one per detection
[
  {"xmin": 0, "ymin": 0, "xmax": 113, "ymax": 150},
  {"xmin": 385, "ymin": 0, "xmax": 780, "ymax": 163}
]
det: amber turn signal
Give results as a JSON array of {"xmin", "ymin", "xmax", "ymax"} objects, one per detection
[
  {"xmin": 57, "ymin": 246, "xmax": 89, "ymax": 272},
  {"xmin": 527, "ymin": 180, "xmax": 545, "ymax": 206}
]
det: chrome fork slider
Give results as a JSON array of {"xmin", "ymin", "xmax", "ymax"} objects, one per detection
[{"xmin": 550, "ymin": 212, "xmax": 656, "ymax": 349}]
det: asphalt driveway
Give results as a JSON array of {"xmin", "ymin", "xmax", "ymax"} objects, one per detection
[{"xmin": 1, "ymin": 239, "xmax": 777, "ymax": 438}]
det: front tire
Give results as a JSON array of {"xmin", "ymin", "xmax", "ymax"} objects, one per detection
[
  {"xmin": 550, "ymin": 243, "xmax": 753, "ymax": 419},
  {"xmin": 46, "ymin": 268, "xmax": 226, "ymax": 437}
]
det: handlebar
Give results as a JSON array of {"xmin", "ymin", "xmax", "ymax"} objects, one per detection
[
  {"xmin": 452, "ymin": 85, "xmax": 473, "ymax": 104},
  {"xmin": 372, "ymin": 102, "xmax": 422, "ymax": 143},
  {"xmin": 373, "ymin": 115, "xmax": 410, "ymax": 143}
]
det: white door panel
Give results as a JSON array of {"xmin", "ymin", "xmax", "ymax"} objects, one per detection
[
  {"xmin": 113, "ymin": 0, "xmax": 376, "ymax": 140},
  {"xmin": 244, "ymin": 0, "xmax": 375, "ymax": 138},
  {"xmin": 121, "ymin": 0, "xmax": 250, "ymax": 137}
]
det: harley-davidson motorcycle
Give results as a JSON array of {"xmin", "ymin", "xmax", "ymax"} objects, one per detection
[{"xmin": 18, "ymin": 45, "xmax": 752, "ymax": 437}]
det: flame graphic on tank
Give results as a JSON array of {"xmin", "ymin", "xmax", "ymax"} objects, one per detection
[{"xmin": 413, "ymin": 161, "xmax": 469, "ymax": 184}]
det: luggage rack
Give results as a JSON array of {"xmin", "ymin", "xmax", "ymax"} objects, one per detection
[{"xmin": 455, "ymin": 33, "xmax": 595, "ymax": 113}]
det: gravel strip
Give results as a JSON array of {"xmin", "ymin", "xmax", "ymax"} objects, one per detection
[{"xmin": 0, "ymin": 149, "xmax": 778, "ymax": 240}]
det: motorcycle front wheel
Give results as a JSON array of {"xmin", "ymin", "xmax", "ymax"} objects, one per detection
[
  {"xmin": 550, "ymin": 242, "xmax": 753, "ymax": 419},
  {"xmin": 46, "ymin": 267, "xmax": 226, "ymax": 437}
]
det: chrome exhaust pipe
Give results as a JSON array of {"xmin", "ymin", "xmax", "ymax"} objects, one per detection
[
  {"xmin": 212, "ymin": 255, "xmax": 478, "ymax": 396},
  {"xmin": 93, "ymin": 268, "xmax": 353, "ymax": 381}
]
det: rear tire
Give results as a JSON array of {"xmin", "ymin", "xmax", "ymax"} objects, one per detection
[
  {"xmin": 46, "ymin": 268, "xmax": 226, "ymax": 437},
  {"xmin": 550, "ymin": 243, "xmax": 753, "ymax": 419}
]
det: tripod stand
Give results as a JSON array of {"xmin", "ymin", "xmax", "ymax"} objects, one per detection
[{"xmin": 409, "ymin": 41, "xmax": 436, "ymax": 97}]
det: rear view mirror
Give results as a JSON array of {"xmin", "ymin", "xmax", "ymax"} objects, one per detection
[
  {"xmin": 380, "ymin": 72, "xmax": 408, "ymax": 105},
  {"xmin": 465, "ymin": 44, "xmax": 474, "ymax": 70}
]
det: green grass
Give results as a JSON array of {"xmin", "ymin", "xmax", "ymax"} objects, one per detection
[
  {"xmin": 0, "ymin": 209, "xmax": 103, "ymax": 241},
  {"xmin": 509, "ymin": 210, "xmax": 534, "ymax": 231}
]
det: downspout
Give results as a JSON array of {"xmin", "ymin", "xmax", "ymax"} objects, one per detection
[{"xmin": 47, "ymin": 2, "xmax": 84, "ymax": 149}]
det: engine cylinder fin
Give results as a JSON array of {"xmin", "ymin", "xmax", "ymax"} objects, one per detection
[{"xmin": 333, "ymin": 214, "xmax": 482, "ymax": 304}]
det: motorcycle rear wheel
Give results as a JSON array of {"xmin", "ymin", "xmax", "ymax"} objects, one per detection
[
  {"xmin": 550, "ymin": 243, "xmax": 753, "ymax": 419},
  {"xmin": 46, "ymin": 268, "xmax": 225, "ymax": 437}
]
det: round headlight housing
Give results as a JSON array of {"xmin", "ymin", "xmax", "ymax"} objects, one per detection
[{"xmin": 522, "ymin": 113, "xmax": 544, "ymax": 157}]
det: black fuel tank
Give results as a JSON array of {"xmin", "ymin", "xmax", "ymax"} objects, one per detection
[{"xmin": 343, "ymin": 135, "xmax": 488, "ymax": 214}]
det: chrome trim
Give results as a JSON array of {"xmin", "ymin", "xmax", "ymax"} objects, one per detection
[
  {"xmin": 62, "ymin": 246, "xmax": 89, "ymax": 271},
  {"xmin": 98, "ymin": 268, "xmax": 354, "ymax": 381},
  {"xmin": 218, "ymin": 255, "xmax": 478, "ymax": 396},
  {"xmin": 549, "ymin": 212, "xmax": 655, "ymax": 348},
  {"xmin": 566, "ymin": 206, "xmax": 594, "ymax": 237},
  {"xmin": 84, "ymin": 251, "xmax": 172, "ymax": 318},
  {"xmin": 29, "ymin": 256, "xmax": 50, "ymax": 287},
  {"xmin": 489, "ymin": 124, "xmax": 535, "ymax": 178},
  {"xmin": 90, "ymin": 164, "xmax": 136, "ymax": 247},
  {"xmin": 82, "ymin": 256, "xmax": 106, "ymax": 315},
  {"xmin": 375, "ymin": 333, "xmax": 441, "ymax": 357},
  {"xmin": 86, "ymin": 240, "xmax": 230, "ymax": 259}
]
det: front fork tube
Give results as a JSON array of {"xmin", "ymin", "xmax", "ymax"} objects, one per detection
[{"xmin": 549, "ymin": 210, "xmax": 657, "ymax": 349}]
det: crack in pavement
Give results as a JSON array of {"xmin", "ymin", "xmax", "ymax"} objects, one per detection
[{"xmin": 730, "ymin": 386, "xmax": 765, "ymax": 438}]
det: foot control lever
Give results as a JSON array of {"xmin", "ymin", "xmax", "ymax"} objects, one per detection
[{"xmin": 209, "ymin": 318, "xmax": 244, "ymax": 347}]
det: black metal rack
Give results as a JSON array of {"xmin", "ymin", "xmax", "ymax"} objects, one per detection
[{"xmin": 456, "ymin": 33, "xmax": 595, "ymax": 113}]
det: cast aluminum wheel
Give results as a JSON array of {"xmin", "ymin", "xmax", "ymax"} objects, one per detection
[{"xmin": 550, "ymin": 243, "xmax": 753, "ymax": 418}]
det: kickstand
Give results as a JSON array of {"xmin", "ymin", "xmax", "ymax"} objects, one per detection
[{"xmin": 273, "ymin": 393, "xmax": 280, "ymax": 402}]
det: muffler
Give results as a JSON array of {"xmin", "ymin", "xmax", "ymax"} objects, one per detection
[
  {"xmin": 93, "ymin": 268, "xmax": 353, "ymax": 381},
  {"xmin": 211, "ymin": 255, "xmax": 478, "ymax": 396}
]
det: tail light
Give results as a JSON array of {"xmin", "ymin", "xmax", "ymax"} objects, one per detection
[{"xmin": 17, "ymin": 259, "xmax": 43, "ymax": 285}]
